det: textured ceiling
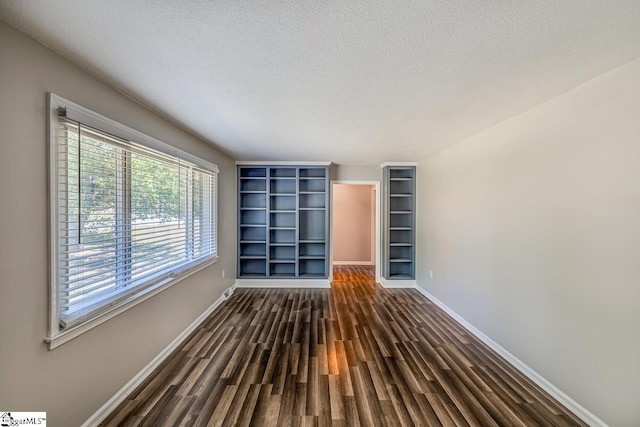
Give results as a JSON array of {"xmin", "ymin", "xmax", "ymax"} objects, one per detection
[{"xmin": 1, "ymin": 1, "xmax": 640, "ymax": 165}]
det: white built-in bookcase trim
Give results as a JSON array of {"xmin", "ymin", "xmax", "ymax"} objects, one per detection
[
  {"xmin": 236, "ymin": 161, "xmax": 332, "ymax": 166},
  {"xmin": 379, "ymin": 162, "xmax": 418, "ymax": 168}
]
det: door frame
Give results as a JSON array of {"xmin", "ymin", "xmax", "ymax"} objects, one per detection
[{"xmin": 329, "ymin": 180, "xmax": 381, "ymax": 283}]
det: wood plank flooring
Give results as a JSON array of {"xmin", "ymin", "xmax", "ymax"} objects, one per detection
[{"xmin": 101, "ymin": 265, "xmax": 587, "ymax": 426}]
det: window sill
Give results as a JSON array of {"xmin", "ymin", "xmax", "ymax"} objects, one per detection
[{"xmin": 45, "ymin": 256, "xmax": 218, "ymax": 350}]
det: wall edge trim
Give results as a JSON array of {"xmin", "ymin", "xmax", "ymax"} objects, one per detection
[{"xmin": 379, "ymin": 278, "xmax": 417, "ymax": 288}]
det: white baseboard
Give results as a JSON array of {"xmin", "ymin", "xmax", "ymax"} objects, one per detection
[
  {"xmin": 82, "ymin": 285, "xmax": 235, "ymax": 427},
  {"xmin": 332, "ymin": 261, "xmax": 374, "ymax": 266},
  {"xmin": 378, "ymin": 277, "xmax": 417, "ymax": 288},
  {"xmin": 413, "ymin": 285, "xmax": 608, "ymax": 427},
  {"xmin": 235, "ymin": 279, "xmax": 331, "ymax": 288}
]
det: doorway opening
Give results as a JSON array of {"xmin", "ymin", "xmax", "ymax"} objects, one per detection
[{"xmin": 330, "ymin": 181, "xmax": 380, "ymax": 283}]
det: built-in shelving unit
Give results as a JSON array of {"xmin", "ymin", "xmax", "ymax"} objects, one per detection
[
  {"xmin": 238, "ymin": 165, "xmax": 329, "ymax": 279},
  {"xmin": 383, "ymin": 165, "xmax": 416, "ymax": 280}
]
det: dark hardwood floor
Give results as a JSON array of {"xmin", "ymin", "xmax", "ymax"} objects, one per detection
[{"xmin": 101, "ymin": 265, "xmax": 586, "ymax": 426}]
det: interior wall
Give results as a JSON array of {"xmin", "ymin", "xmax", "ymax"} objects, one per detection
[
  {"xmin": 331, "ymin": 164, "xmax": 381, "ymax": 182},
  {"xmin": 415, "ymin": 57, "xmax": 640, "ymax": 427},
  {"xmin": 332, "ymin": 184, "xmax": 374, "ymax": 264},
  {"xmin": 0, "ymin": 22, "xmax": 236, "ymax": 427}
]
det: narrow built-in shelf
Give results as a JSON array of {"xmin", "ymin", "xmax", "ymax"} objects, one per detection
[
  {"xmin": 299, "ymin": 239, "xmax": 325, "ymax": 243},
  {"xmin": 270, "ymin": 227, "xmax": 295, "ymax": 230},
  {"xmin": 270, "ymin": 242, "xmax": 296, "ymax": 246},
  {"xmin": 240, "ymin": 256, "xmax": 266, "ymax": 260},
  {"xmin": 270, "ymin": 259, "xmax": 296, "ymax": 263},
  {"xmin": 269, "ymin": 177, "xmax": 297, "ymax": 180},
  {"xmin": 299, "ymin": 207, "xmax": 326, "ymax": 211},
  {"xmin": 299, "ymin": 191, "xmax": 324, "ymax": 194},
  {"xmin": 384, "ymin": 165, "xmax": 416, "ymax": 281},
  {"xmin": 240, "ymin": 224, "xmax": 266, "ymax": 227},
  {"xmin": 240, "ymin": 207, "xmax": 265, "ymax": 211},
  {"xmin": 240, "ymin": 191, "xmax": 266, "ymax": 194},
  {"xmin": 270, "ymin": 193, "xmax": 296, "ymax": 196}
]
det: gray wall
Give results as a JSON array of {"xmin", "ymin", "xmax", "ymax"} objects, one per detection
[
  {"xmin": 0, "ymin": 22, "xmax": 236, "ymax": 426},
  {"xmin": 415, "ymin": 57, "xmax": 640, "ymax": 427},
  {"xmin": 331, "ymin": 164, "xmax": 381, "ymax": 182}
]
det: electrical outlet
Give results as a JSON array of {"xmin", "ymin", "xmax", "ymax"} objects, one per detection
[
  {"xmin": 223, "ymin": 290, "xmax": 230, "ymax": 299},
  {"xmin": 429, "ymin": 270, "xmax": 434, "ymax": 279}
]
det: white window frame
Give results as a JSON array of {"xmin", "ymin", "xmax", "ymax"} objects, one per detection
[{"xmin": 46, "ymin": 93, "xmax": 219, "ymax": 350}]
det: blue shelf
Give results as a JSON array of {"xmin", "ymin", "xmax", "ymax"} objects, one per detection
[
  {"xmin": 384, "ymin": 166, "xmax": 416, "ymax": 280},
  {"xmin": 238, "ymin": 165, "xmax": 329, "ymax": 279}
]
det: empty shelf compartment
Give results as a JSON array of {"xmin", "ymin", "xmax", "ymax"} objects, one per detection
[
  {"xmin": 388, "ymin": 262, "xmax": 413, "ymax": 278},
  {"xmin": 240, "ymin": 259, "xmax": 267, "ymax": 276},
  {"xmin": 299, "ymin": 259, "xmax": 326, "ymax": 277},
  {"xmin": 390, "ymin": 246, "xmax": 413, "ymax": 260},
  {"xmin": 299, "ymin": 179, "xmax": 326, "ymax": 192},
  {"xmin": 270, "ymin": 211, "xmax": 295, "ymax": 228},
  {"xmin": 299, "ymin": 210, "xmax": 325, "ymax": 241},
  {"xmin": 270, "ymin": 178, "xmax": 296, "ymax": 194},
  {"xmin": 389, "ymin": 229, "xmax": 412, "ymax": 245},
  {"xmin": 299, "ymin": 168, "xmax": 326, "ymax": 178},
  {"xmin": 299, "ymin": 242, "xmax": 325, "ymax": 257},
  {"xmin": 240, "ymin": 226, "xmax": 266, "ymax": 242},
  {"xmin": 241, "ymin": 209, "xmax": 266, "ymax": 225},
  {"xmin": 270, "ymin": 245, "xmax": 295, "ymax": 261},
  {"xmin": 270, "ymin": 263, "xmax": 295, "ymax": 276},
  {"xmin": 389, "ymin": 197, "xmax": 412, "ymax": 212},
  {"xmin": 240, "ymin": 167, "xmax": 267, "ymax": 178},
  {"xmin": 240, "ymin": 193, "xmax": 266, "ymax": 209},
  {"xmin": 270, "ymin": 168, "xmax": 297, "ymax": 178},
  {"xmin": 240, "ymin": 242, "xmax": 267, "ymax": 257},
  {"xmin": 389, "ymin": 169, "xmax": 413, "ymax": 179},
  {"xmin": 390, "ymin": 213, "xmax": 412, "ymax": 228},
  {"xmin": 270, "ymin": 195, "xmax": 296, "ymax": 211},
  {"xmin": 390, "ymin": 179, "xmax": 413, "ymax": 195},
  {"xmin": 271, "ymin": 229, "xmax": 295, "ymax": 244},
  {"xmin": 240, "ymin": 178, "xmax": 266, "ymax": 192},
  {"xmin": 299, "ymin": 193, "xmax": 325, "ymax": 209}
]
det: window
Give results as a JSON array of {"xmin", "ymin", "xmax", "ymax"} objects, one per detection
[{"xmin": 47, "ymin": 94, "xmax": 218, "ymax": 348}]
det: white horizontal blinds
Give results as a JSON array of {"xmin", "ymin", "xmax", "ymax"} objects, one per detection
[
  {"xmin": 57, "ymin": 116, "xmax": 217, "ymax": 327},
  {"xmin": 128, "ymin": 148, "xmax": 186, "ymax": 284},
  {"xmin": 192, "ymin": 168, "xmax": 216, "ymax": 259},
  {"xmin": 57, "ymin": 121, "xmax": 121, "ymax": 323}
]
